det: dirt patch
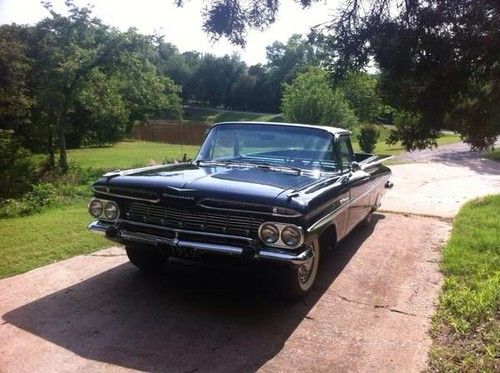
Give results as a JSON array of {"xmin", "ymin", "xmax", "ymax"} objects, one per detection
[{"xmin": 0, "ymin": 214, "xmax": 449, "ymax": 372}]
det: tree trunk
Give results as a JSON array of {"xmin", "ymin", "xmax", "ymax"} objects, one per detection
[
  {"xmin": 47, "ymin": 130, "xmax": 55, "ymax": 168},
  {"xmin": 57, "ymin": 113, "xmax": 68, "ymax": 173}
]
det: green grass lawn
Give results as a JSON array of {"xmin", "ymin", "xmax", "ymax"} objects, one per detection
[
  {"xmin": 183, "ymin": 106, "xmax": 283, "ymax": 123},
  {"xmin": 68, "ymin": 129, "xmax": 460, "ymax": 171},
  {"xmin": 0, "ymin": 201, "xmax": 108, "ymax": 278},
  {"xmin": 351, "ymin": 126, "xmax": 461, "ymax": 156},
  {"xmin": 484, "ymin": 148, "xmax": 500, "ymax": 162},
  {"xmin": 68, "ymin": 140, "xmax": 199, "ymax": 170},
  {"xmin": 430, "ymin": 195, "xmax": 500, "ymax": 372}
]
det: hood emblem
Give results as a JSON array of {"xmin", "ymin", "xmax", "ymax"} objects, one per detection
[
  {"xmin": 162, "ymin": 186, "xmax": 196, "ymax": 201},
  {"xmin": 162, "ymin": 193, "xmax": 195, "ymax": 200}
]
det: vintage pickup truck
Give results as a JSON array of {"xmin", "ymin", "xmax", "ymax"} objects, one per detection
[{"xmin": 88, "ymin": 122, "xmax": 392, "ymax": 298}]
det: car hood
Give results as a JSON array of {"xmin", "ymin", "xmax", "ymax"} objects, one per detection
[{"xmin": 94, "ymin": 163, "xmax": 324, "ymax": 208}]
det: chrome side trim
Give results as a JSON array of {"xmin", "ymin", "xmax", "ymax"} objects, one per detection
[
  {"xmin": 118, "ymin": 219, "xmax": 254, "ymax": 243},
  {"xmin": 91, "ymin": 186, "xmax": 160, "ymax": 203},
  {"xmin": 102, "ymin": 164, "xmax": 175, "ymax": 178},
  {"xmin": 287, "ymin": 174, "xmax": 342, "ymax": 198},
  {"xmin": 307, "ymin": 177, "xmax": 388, "ymax": 232},
  {"xmin": 359, "ymin": 155, "xmax": 394, "ymax": 170},
  {"xmin": 307, "ymin": 201, "xmax": 350, "ymax": 232},
  {"xmin": 349, "ymin": 177, "xmax": 387, "ymax": 205}
]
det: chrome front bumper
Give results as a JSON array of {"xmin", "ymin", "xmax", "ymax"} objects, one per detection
[{"xmin": 88, "ymin": 220, "xmax": 313, "ymax": 265}]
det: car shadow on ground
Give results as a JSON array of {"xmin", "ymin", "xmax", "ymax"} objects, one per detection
[{"xmin": 3, "ymin": 214, "xmax": 384, "ymax": 372}]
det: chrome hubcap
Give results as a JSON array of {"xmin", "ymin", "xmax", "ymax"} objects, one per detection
[{"xmin": 298, "ymin": 250, "xmax": 315, "ymax": 284}]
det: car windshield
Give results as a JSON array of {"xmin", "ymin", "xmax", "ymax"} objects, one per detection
[{"xmin": 196, "ymin": 123, "xmax": 339, "ymax": 172}]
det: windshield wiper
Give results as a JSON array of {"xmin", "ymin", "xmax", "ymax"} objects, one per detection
[
  {"xmin": 196, "ymin": 159, "xmax": 302, "ymax": 175},
  {"xmin": 249, "ymin": 161, "xmax": 302, "ymax": 175},
  {"xmin": 196, "ymin": 159, "xmax": 250, "ymax": 168}
]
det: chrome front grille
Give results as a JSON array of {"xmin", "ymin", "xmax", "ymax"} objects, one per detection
[{"xmin": 125, "ymin": 202, "xmax": 262, "ymax": 236}]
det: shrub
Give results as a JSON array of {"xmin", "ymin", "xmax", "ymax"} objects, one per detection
[
  {"xmin": 357, "ymin": 124, "xmax": 380, "ymax": 153},
  {"xmin": 0, "ymin": 163, "xmax": 96, "ymax": 219},
  {"xmin": 27, "ymin": 183, "xmax": 56, "ymax": 207},
  {"xmin": 0, "ymin": 130, "xmax": 38, "ymax": 199},
  {"xmin": 0, "ymin": 183, "xmax": 57, "ymax": 218},
  {"xmin": 281, "ymin": 68, "xmax": 359, "ymax": 130}
]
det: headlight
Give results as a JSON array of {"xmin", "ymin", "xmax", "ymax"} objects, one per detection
[
  {"xmin": 281, "ymin": 226, "xmax": 302, "ymax": 247},
  {"xmin": 88, "ymin": 199, "xmax": 103, "ymax": 218},
  {"xmin": 259, "ymin": 223, "xmax": 279, "ymax": 244},
  {"xmin": 259, "ymin": 222, "xmax": 304, "ymax": 248},
  {"xmin": 104, "ymin": 201, "xmax": 119, "ymax": 220}
]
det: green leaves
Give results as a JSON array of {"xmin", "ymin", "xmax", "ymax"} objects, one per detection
[
  {"xmin": 318, "ymin": 0, "xmax": 500, "ymax": 150},
  {"xmin": 281, "ymin": 68, "xmax": 359, "ymax": 129},
  {"xmin": 0, "ymin": 2, "xmax": 182, "ymax": 163}
]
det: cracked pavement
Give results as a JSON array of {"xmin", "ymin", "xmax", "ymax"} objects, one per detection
[{"xmin": 1, "ymin": 143, "xmax": 498, "ymax": 372}]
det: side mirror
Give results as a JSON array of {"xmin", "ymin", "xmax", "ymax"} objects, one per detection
[{"xmin": 350, "ymin": 162, "xmax": 361, "ymax": 172}]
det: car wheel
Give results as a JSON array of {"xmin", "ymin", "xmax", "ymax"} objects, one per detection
[
  {"xmin": 281, "ymin": 240, "xmax": 320, "ymax": 300},
  {"xmin": 125, "ymin": 245, "xmax": 166, "ymax": 272}
]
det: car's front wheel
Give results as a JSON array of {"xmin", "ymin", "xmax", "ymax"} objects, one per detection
[
  {"xmin": 281, "ymin": 240, "xmax": 320, "ymax": 300},
  {"xmin": 125, "ymin": 245, "xmax": 166, "ymax": 272}
]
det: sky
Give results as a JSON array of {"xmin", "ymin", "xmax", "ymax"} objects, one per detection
[{"xmin": 0, "ymin": 0, "xmax": 339, "ymax": 65}]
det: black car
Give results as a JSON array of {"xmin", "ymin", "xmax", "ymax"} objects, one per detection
[{"xmin": 88, "ymin": 122, "xmax": 392, "ymax": 298}]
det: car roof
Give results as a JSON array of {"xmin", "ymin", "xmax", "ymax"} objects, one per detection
[{"xmin": 212, "ymin": 121, "xmax": 351, "ymax": 136}]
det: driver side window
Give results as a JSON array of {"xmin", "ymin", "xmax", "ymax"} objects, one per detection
[{"xmin": 338, "ymin": 136, "xmax": 354, "ymax": 170}]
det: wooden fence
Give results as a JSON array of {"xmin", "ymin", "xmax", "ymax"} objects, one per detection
[{"xmin": 132, "ymin": 120, "xmax": 211, "ymax": 145}]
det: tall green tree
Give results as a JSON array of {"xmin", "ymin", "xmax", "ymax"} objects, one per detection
[
  {"xmin": 264, "ymin": 34, "xmax": 319, "ymax": 112},
  {"xmin": 28, "ymin": 2, "xmax": 126, "ymax": 171},
  {"xmin": 0, "ymin": 2, "xmax": 182, "ymax": 170},
  {"xmin": 179, "ymin": 0, "xmax": 499, "ymax": 150},
  {"xmin": 340, "ymin": 72, "xmax": 381, "ymax": 123},
  {"xmin": 315, "ymin": 0, "xmax": 500, "ymax": 150},
  {"xmin": 281, "ymin": 68, "xmax": 358, "ymax": 129},
  {"xmin": 0, "ymin": 25, "xmax": 32, "ymax": 137}
]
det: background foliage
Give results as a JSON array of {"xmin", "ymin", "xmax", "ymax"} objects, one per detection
[{"xmin": 281, "ymin": 68, "xmax": 358, "ymax": 129}]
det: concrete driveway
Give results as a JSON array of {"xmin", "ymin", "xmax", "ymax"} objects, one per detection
[
  {"xmin": 0, "ymin": 143, "xmax": 498, "ymax": 372},
  {"xmin": 382, "ymin": 142, "xmax": 500, "ymax": 217}
]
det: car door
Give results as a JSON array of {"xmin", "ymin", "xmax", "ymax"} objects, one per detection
[{"xmin": 337, "ymin": 135, "xmax": 373, "ymax": 233}]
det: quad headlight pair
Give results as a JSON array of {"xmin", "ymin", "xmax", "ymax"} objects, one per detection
[
  {"xmin": 258, "ymin": 222, "xmax": 304, "ymax": 249},
  {"xmin": 88, "ymin": 198, "xmax": 120, "ymax": 221}
]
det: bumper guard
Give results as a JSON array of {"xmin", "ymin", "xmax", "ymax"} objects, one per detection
[{"xmin": 88, "ymin": 220, "xmax": 312, "ymax": 265}]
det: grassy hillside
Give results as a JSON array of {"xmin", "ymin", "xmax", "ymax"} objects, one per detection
[{"xmin": 183, "ymin": 106, "xmax": 283, "ymax": 123}]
